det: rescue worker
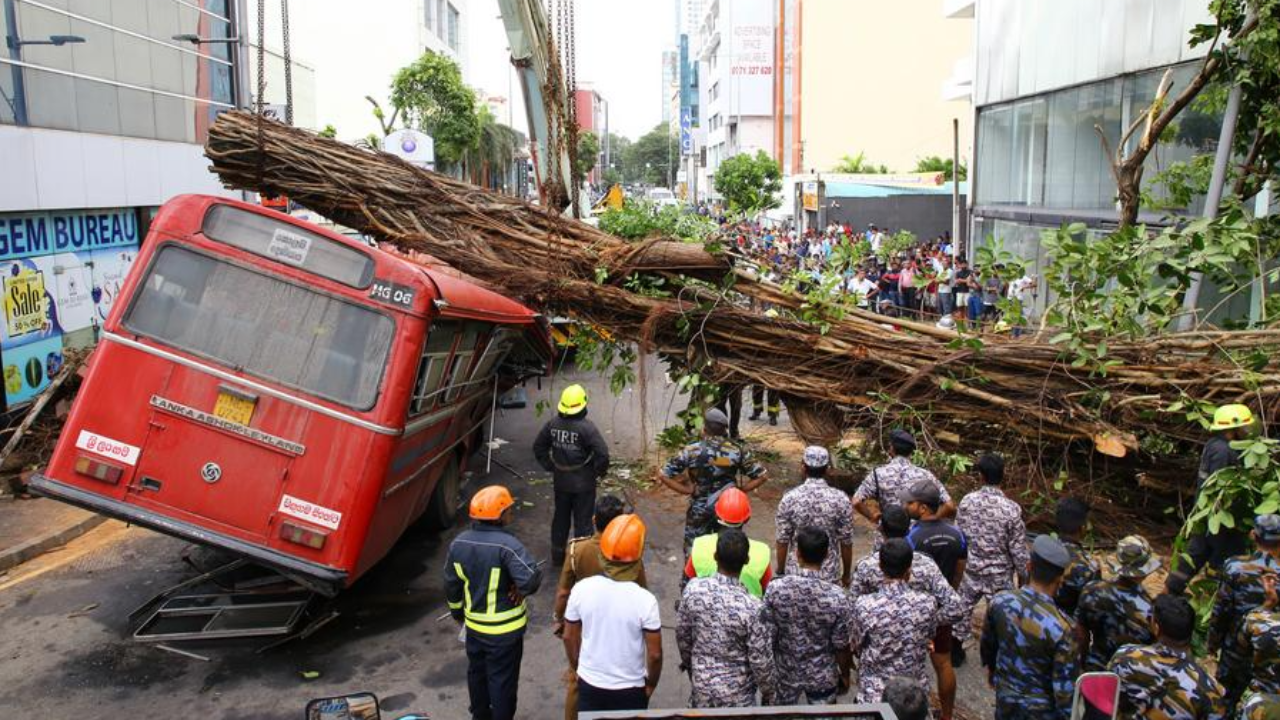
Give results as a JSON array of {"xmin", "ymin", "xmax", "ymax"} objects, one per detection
[
  {"xmin": 1236, "ymin": 574, "xmax": 1280, "ymax": 714},
  {"xmin": 853, "ymin": 430, "xmax": 955, "ymax": 527},
  {"xmin": 955, "ymin": 453, "xmax": 1031, "ymax": 665},
  {"xmin": 1109, "ymin": 594, "xmax": 1226, "ymax": 719},
  {"xmin": 1076, "ymin": 535, "xmax": 1159, "ymax": 671},
  {"xmin": 534, "ymin": 384, "xmax": 611, "ymax": 568},
  {"xmin": 715, "ymin": 383, "xmax": 746, "ymax": 439},
  {"xmin": 684, "ymin": 487, "xmax": 772, "ymax": 597},
  {"xmin": 851, "ymin": 506, "xmax": 964, "ymax": 627},
  {"xmin": 658, "ymin": 408, "xmax": 768, "ymax": 553},
  {"xmin": 750, "ymin": 385, "xmax": 781, "ymax": 426},
  {"xmin": 760, "ymin": 526, "xmax": 854, "ymax": 704},
  {"xmin": 676, "ymin": 528, "xmax": 775, "ymax": 707},
  {"xmin": 980, "ymin": 535, "xmax": 1079, "ymax": 720},
  {"xmin": 1210, "ymin": 514, "xmax": 1280, "ymax": 713},
  {"xmin": 850, "ymin": 538, "xmax": 941, "ymax": 703},
  {"xmin": 1168, "ymin": 403, "xmax": 1255, "ymax": 593},
  {"xmin": 775, "ymin": 446, "xmax": 854, "ymax": 586},
  {"xmin": 444, "ymin": 486, "xmax": 543, "ymax": 720},
  {"xmin": 552, "ymin": 494, "xmax": 647, "ymax": 720},
  {"xmin": 1053, "ymin": 497, "xmax": 1100, "ymax": 616}
]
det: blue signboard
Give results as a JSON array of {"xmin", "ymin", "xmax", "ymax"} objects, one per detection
[
  {"xmin": 680, "ymin": 107, "xmax": 693, "ymax": 156},
  {"xmin": 0, "ymin": 209, "xmax": 140, "ymax": 263}
]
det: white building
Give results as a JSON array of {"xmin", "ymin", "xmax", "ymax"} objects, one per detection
[
  {"xmin": 423, "ymin": 0, "xmax": 467, "ymax": 77},
  {"xmin": 694, "ymin": 0, "xmax": 774, "ymax": 200}
]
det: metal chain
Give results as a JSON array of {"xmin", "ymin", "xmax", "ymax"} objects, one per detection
[{"xmin": 280, "ymin": 0, "xmax": 293, "ymax": 126}]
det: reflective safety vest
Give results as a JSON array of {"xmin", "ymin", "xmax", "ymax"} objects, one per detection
[
  {"xmin": 444, "ymin": 524, "xmax": 543, "ymax": 636},
  {"xmin": 690, "ymin": 532, "xmax": 771, "ymax": 598}
]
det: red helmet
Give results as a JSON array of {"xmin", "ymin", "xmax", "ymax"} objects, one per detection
[{"xmin": 715, "ymin": 487, "xmax": 751, "ymax": 526}]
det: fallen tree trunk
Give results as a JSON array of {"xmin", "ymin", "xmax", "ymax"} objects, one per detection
[{"xmin": 205, "ymin": 112, "xmax": 1280, "ymax": 454}]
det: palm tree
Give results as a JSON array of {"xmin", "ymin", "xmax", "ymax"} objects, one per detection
[{"xmin": 462, "ymin": 106, "xmax": 525, "ymax": 190}]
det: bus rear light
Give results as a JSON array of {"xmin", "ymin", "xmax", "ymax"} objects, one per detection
[
  {"xmin": 74, "ymin": 455, "xmax": 124, "ymax": 485},
  {"xmin": 280, "ymin": 521, "xmax": 328, "ymax": 550}
]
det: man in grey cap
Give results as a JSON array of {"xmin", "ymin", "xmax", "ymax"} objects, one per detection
[
  {"xmin": 658, "ymin": 408, "xmax": 769, "ymax": 554},
  {"xmin": 1076, "ymin": 535, "xmax": 1158, "ymax": 671},
  {"xmin": 775, "ymin": 446, "xmax": 855, "ymax": 586},
  {"xmin": 980, "ymin": 535, "xmax": 1080, "ymax": 720},
  {"xmin": 854, "ymin": 429, "xmax": 954, "ymax": 528}
]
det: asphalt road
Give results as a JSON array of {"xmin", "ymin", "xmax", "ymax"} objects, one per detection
[{"xmin": 0, "ymin": 359, "xmax": 995, "ymax": 719}]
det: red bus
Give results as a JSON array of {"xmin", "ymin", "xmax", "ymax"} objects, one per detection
[{"xmin": 31, "ymin": 195, "xmax": 552, "ymax": 596}]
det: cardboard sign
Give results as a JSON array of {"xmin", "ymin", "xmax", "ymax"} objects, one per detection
[{"xmin": 278, "ymin": 494, "xmax": 342, "ymax": 531}]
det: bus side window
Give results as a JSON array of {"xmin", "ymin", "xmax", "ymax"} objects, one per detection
[
  {"xmin": 409, "ymin": 320, "xmax": 460, "ymax": 416},
  {"xmin": 442, "ymin": 322, "xmax": 493, "ymax": 404}
]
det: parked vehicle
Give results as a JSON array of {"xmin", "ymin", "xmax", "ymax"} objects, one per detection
[
  {"xmin": 31, "ymin": 195, "xmax": 551, "ymax": 596},
  {"xmin": 646, "ymin": 187, "xmax": 680, "ymax": 209}
]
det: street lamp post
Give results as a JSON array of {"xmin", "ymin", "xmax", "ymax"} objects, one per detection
[{"xmin": 3, "ymin": 0, "xmax": 87, "ymax": 126}]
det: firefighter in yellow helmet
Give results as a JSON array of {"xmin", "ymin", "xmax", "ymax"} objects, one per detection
[
  {"xmin": 534, "ymin": 384, "xmax": 611, "ymax": 568},
  {"xmin": 1168, "ymin": 403, "xmax": 1255, "ymax": 593}
]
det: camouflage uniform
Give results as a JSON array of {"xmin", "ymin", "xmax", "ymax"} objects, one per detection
[
  {"xmin": 1076, "ymin": 578, "xmax": 1156, "ymax": 671},
  {"xmin": 1210, "ymin": 552, "xmax": 1280, "ymax": 709},
  {"xmin": 850, "ymin": 581, "xmax": 939, "ymax": 703},
  {"xmin": 854, "ymin": 456, "xmax": 951, "ymax": 518},
  {"xmin": 662, "ymin": 437, "xmax": 767, "ymax": 552},
  {"xmin": 1108, "ymin": 642, "xmax": 1227, "ymax": 720},
  {"xmin": 1236, "ymin": 606, "xmax": 1280, "ymax": 702},
  {"xmin": 1056, "ymin": 538, "xmax": 1101, "ymax": 615},
  {"xmin": 1242, "ymin": 693, "xmax": 1280, "ymax": 720},
  {"xmin": 677, "ymin": 573, "xmax": 775, "ymax": 708},
  {"xmin": 775, "ymin": 476, "xmax": 855, "ymax": 584},
  {"xmin": 850, "ymin": 549, "xmax": 965, "ymax": 625},
  {"xmin": 981, "ymin": 586, "xmax": 1079, "ymax": 720},
  {"xmin": 955, "ymin": 485, "xmax": 1031, "ymax": 642},
  {"xmin": 760, "ymin": 567, "xmax": 854, "ymax": 705}
]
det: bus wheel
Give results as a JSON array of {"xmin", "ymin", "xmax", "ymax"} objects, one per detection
[{"xmin": 426, "ymin": 456, "xmax": 462, "ymax": 530}]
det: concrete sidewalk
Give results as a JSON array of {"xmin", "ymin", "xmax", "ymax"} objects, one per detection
[{"xmin": 0, "ymin": 496, "xmax": 106, "ymax": 573}]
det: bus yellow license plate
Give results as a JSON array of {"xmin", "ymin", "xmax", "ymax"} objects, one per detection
[{"xmin": 213, "ymin": 392, "xmax": 256, "ymax": 426}]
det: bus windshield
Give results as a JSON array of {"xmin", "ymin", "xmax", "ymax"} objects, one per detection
[{"xmin": 125, "ymin": 245, "xmax": 395, "ymax": 410}]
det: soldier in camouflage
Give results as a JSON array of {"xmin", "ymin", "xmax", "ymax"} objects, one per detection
[
  {"xmin": 1109, "ymin": 593, "xmax": 1226, "ymax": 720},
  {"xmin": 1235, "ymin": 570, "xmax": 1280, "ymax": 710},
  {"xmin": 760, "ymin": 526, "xmax": 854, "ymax": 705},
  {"xmin": 850, "ymin": 538, "xmax": 941, "ymax": 703},
  {"xmin": 851, "ymin": 506, "xmax": 965, "ymax": 625},
  {"xmin": 1210, "ymin": 515, "xmax": 1280, "ymax": 713},
  {"xmin": 981, "ymin": 535, "xmax": 1079, "ymax": 720},
  {"xmin": 956, "ymin": 453, "xmax": 1031, "ymax": 657},
  {"xmin": 853, "ymin": 430, "xmax": 954, "ymax": 528},
  {"xmin": 1053, "ymin": 498, "xmax": 1101, "ymax": 616},
  {"xmin": 676, "ymin": 528, "xmax": 775, "ymax": 708},
  {"xmin": 1077, "ymin": 535, "xmax": 1159, "ymax": 671},
  {"xmin": 659, "ymin": 408, "xmax": 768, "ymax": 553},
  {"xmin": 775, "ymin": 446, "xmax": 854, "ymax": 586}
]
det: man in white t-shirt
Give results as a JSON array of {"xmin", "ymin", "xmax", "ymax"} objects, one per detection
[
  {"xmin": 846, "ymin": 268, "xmax": 879, "ymax": 309},
  {"xmin": 564, "ymin": 514, "xmax": 663, "ymax": 713}
]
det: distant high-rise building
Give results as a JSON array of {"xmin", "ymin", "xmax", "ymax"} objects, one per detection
[
  {"xmin": 661, "ymin": 50, "xmax": 679, "ymax": 124},
  {"xmin": 423, "ymin": 0, "xmax": 469, "ymax": 78}
]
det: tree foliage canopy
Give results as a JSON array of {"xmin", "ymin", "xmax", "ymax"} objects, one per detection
[
  {"xmin": 713, "ymin": 150, "xmax": 782, "ymax": 215},
  {"xmin": 914, "ymin": 155, "xmax": 967, "ymax": 181},
  {"xmin": 576, "ymin": 130, "xmax": 601, "ymax": 185},
  {"xmin": 621, "ymin": 124, "xmax": 679, "ymax": 186},
  {"xmin": 832, "ymin": 151, "xmax": 889, "ymax": 174},
  {"xmin": 389, "ymin": 53, "xmax": 480, "ymax": 164}
]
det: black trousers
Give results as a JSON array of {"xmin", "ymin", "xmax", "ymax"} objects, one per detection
[
  {"xmin": 552, "ymin": 487, "xmax": 596, "ymax": 557},
  {"xmin": 578, "ymin": 678, "xmax": 649, "ymax": 712},
  {"xmin": 752, "ymin": 386, "xmax": 780, "ymax": 418},
  {"xmin": 465, "ymin": 630, "xmax": 525, "ymax": 720},
  {"xmin": 715, "ymin": 384, "xmax": 744, "ymax": 438}
]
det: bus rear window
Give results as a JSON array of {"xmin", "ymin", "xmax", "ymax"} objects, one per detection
[
  {"xmin": 125, "ymin": 246, "xmax": 394, "ymax": 410},
  {"xmin": 202, "ymin": 204, "xmax": 375, "ymax": 288}
]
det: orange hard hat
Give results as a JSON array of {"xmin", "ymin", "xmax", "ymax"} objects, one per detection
[
  {"xmin": 600, "ymin": 514, "xmax": 646, "ymax": 562},
  {"xmin": 715, "ymin": 487, "xmax": 751, "ymax": 526},
  {"xmin": 469, "ymin": 485, "xmax": 514, "ymax": 521}
]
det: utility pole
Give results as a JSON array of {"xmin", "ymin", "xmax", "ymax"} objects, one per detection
[{"xmin": 951, "ymin": 117, "xmax": 960, "ymax": 261}]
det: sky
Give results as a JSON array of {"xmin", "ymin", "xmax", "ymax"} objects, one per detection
[{"xmin": 293, "ymin": 0, "xmax": 674, "ymax": 144}]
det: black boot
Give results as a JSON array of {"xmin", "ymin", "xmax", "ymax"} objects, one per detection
[
  {"xmin": 769, "ymin": 415, "xmax": 778, "ymax": 426},
  {"xmin": 749, "ymin": 411, "xmax": 761, "ymax": 420}
]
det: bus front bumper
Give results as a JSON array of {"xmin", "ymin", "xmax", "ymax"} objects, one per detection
[{"xmin": 28, "ymin": 474, "xmax": 348, "ymax": 597}]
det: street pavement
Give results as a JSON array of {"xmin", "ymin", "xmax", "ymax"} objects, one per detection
[{"xmin": 0, "ymin": 358, "xmax": 995, "ymax": 719}]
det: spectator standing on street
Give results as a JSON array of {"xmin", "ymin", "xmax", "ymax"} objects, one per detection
[
  {"xmin": 936, "ymin": 257, "xmax": 954, "ymax": 317},
  {"xmin": 850, "ymin": 538, "xmax": 941, "ymax": 703},
  {"xmin": 980, "ymin": 535, "xmax": 1079, "ymax": 720},
  {"xmin": 1053, "ymin": 498, "xmax": 1100, "ymax": 616},
  {"xmin": 677, "ymin": 528, "xmax": 776, "ymax": 707},
  {"xmin": 534, "ymin": 384, "xmax": 611, "ymax": 568},
  {"xmin": 775, "ymin": 446, "xmax": 855, "ymax": 586},
  {"xmin": 552, "ymin": 494, "xmax": 647, "ymax": 719},
  {"xmin": 953, "ymin": 259, "xmax": 973, "ymax": 321},
  {"xmin": 685, "ymin": 488, "xmax": 773, "ymax": 597},
  {"xmin": 854, "ymin": 430, "xmax": 954, "ymax": 530},
  {"xmin": 563, "ymin": 515, "xmax": 662, "ymax": 714},
  {"xmin": 905, "ymin": 479, "xmax": 968, "ymax": 720},
  {"xmin": 1077, "ymin": 535, "xmax": 1159, "ymax": 672},
  {"xmin": 955, "ymin": 453, "xmax": 1030, "ymax": 663},
  {"xmin": 1109, "ymin": 594, "xmax": 1227, "ymax": 719},
  {"xmin": 761, "ymin": 526, "xmax": 854, "ymax": 705}
]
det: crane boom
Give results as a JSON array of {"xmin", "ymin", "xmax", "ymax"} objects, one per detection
[{"xmin": 496, "ymin": 0, "xmax": 581, "ymax": 217}]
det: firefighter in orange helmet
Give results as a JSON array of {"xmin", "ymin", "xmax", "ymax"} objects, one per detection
[
  {"xmin": 444, "ymin": 485, "xmax": 542, "ymax": 720},
  {"xmin": 682, "ymin": 487, "xmax": 773, "ymax": 598}
]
